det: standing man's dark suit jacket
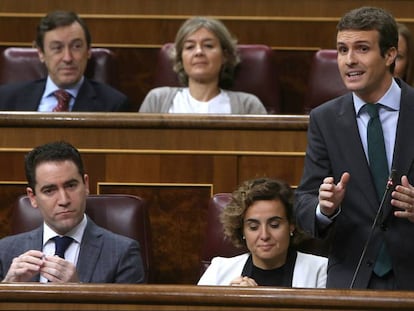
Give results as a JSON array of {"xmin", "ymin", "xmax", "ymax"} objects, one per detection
[
  {"xmin": 295, "ymin": 78, "xmax": 414, "ymax": 289},
  {"xmin": 0, "ymin": 78, "xmax": 130, "ymax": 111},
  {"xmin": 0, "ymin": 217, "xmax": 145, "ymax": 283}
]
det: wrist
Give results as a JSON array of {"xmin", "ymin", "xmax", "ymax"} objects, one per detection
[{"xmin": 321, "ymin": 206, "xmax": 341, "ymax": 219}]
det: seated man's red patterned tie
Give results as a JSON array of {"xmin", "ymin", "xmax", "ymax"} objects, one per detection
[{"xmin": 53, "ymin": 89, "xmax": 71, "ymax": 112}]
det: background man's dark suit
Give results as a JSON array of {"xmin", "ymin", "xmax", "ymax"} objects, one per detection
[
  {"xmin": 0, "ymin": 217, "xmax": 144, "ymax": 283},
  {"xmin": 0, "ymin": 78, "xmax": 130, "ymax": 111},
  {"xmin": 295, "ymin": 79, "xmax": 414, "ymax": 289}
]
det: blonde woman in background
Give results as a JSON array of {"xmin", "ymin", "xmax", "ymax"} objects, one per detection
[{"xmin": 139, "ymin": 16, "xmax": 267, "ymax": 114}]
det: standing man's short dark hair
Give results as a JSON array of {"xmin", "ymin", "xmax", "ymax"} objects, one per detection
[
  {"xmin": 295, "ymin": 6, "xmax": 414, "ymax": 290},
  {"xmin": 336, "ymin": 6, "xmax": 398, "ymax": 72}
]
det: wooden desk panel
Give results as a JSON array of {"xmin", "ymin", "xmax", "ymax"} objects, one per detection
[
  {"xmin": 0, "ymin": 113, "xmax": 308, "ymax": 284},
  {"xmin": 0, "ymin": 284, "xmax": 414, "ymax": 310}
]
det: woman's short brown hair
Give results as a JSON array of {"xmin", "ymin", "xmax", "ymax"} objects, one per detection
[
  {"xmin": 220, "ymin": 178, "xmax": 304, "ymax": 248},
  {"xmin": 171, "ymin": 16, "xmax": 240, "ymax": 88}
]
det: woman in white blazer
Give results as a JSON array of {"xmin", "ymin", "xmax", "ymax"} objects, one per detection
[{"xmin": 198, "ymin": 178, "xmax": 327, "ymax": 288}]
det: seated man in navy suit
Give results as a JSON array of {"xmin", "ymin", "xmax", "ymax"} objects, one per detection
[
  {"xmin": 0, "ymin": 141, "xmax": 144, "ymax": 283},
  {"xmin": 0, "ymin": 11, "xmax": 130, "ymax": 111}
]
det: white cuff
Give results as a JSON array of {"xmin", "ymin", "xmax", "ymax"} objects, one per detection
[{"xmin": 316, "ymin": 204, "xmax": 341, "ymax": 227}]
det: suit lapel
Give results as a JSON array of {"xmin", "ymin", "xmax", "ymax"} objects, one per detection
[
  {"xmin": 26, "ymin": 227, "xmax": 44, "ymax": 281},
  {"xmin": 392, "ymin": 80, "xmax": 414, "ymax": 175},
  {"xmin": 76, "ymin": 218, "xmax": 103, "ymax": 282},
  {"xmin": 72, "ymin": 80, "xmax": 98, "ymax": 111},
  {"xmin": 24, "ymin": 227, "xmax": 44, "ymax": 253},
  {"xmin": 21, "ymin": 80, "xmax": 45, "ymax": 111},
  {"xmin": 336, "ymin": 95, "xmax": 379, "ymax": 211},
  {"xmin": 384, "ymin": 80, "xmax": 414, "ymax": 216}
]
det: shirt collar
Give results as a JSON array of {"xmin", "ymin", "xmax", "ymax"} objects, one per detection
[
  {"xmin": 43, "ymin": 76, "xmax": 84, "ymax": 99},
  {"xmin": 354, "ymin": 78, "xmax": 401, "ymax": 116},
  {"xmin": 43, "ymin": 213, "xmax": 87, "ymax": 246}
]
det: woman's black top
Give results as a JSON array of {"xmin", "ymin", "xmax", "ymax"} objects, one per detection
[{"xmin": 241, "ymin": 249, "xmax": 297, "ymax": 286}]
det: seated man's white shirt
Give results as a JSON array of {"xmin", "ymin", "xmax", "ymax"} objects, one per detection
[
  {"xmin": 40, "ymin": 214, "xmax": 87, "ymax": 283},
  {"xmin": 169, "ymin": 88, "xmax": 231, "ymax": 113}
]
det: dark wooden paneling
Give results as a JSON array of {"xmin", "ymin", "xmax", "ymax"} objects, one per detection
[
  {"xmin": 0, "ymin": 17, "xmax": 340, "ymax": 48},
  {"xmin": 0, "ymin": 0, "xmax": 413, "ymax": 17},
  {"xmin": 239, "ymin": 156, "xmax": 306, "ymax": 188},
  {"xmin": 98, "ymin": 184, "xmax": 211, "ymax": 284}
]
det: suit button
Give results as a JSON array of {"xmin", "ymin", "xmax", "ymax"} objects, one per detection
[
  {"xmin": 367, "ymin": 260, "xmax": 374, "ymax": 267},
  {"xmin": 380, "ymin": 223, "xmax": 388, "ymax": 231}
]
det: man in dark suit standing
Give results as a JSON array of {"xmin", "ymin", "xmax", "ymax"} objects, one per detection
[
  {"xmin": 295, "ymin": 6, "xmax": 414, "ymax": 290},
  {"xmin": 0, "ymin": 141, "xmax": 144, "ymax": 283},
  {"xmin": 0, "ymin": 11, "xmax": 129, "ymax": 111}
]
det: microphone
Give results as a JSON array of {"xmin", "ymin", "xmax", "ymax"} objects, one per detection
[{"xmin": 349, "ymin": 169, "xmax": 396, "ymax": 289}]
